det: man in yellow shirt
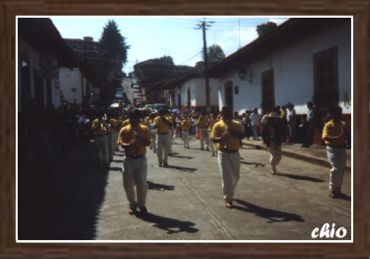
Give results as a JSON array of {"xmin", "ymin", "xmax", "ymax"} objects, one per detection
[
  {"xmin": 322, "ymin": 105, "xmax": 348, "ymax": 199},
  {"xmin": 180, "ymin": 114, "xmax": 191, "ymax": 148},
  {"xmin": 196, "ymin": 112, "xmax": 210, "ymax": 150},
  {"xmin": 153, "ymin": 109, "xmax": 172, "ymax": 167},
  {"xmin": 211, "ymin": 106, "xmax": 245, "ymax": 208},
  {"xmin": 91, "ymin": 110, "xmax": 109, "ymax": 167},
  {"xmin": 208, "ymin": 113, "xmax": 218, "ymax": 156},
  {"xmin": 117, "ymin": 109, "xmax": 151, "ymax": 214}
]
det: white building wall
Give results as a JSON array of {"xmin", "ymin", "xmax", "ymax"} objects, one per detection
[
  {"xmin": 218, "ymin": 22, "xmax": 351, "ymax": 115},
  {"xmin": 58, "ymin": 67, "xmax": 83, "ymax": 105}
]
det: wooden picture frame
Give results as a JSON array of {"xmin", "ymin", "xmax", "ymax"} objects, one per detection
[{"xmin": 1, "ymin": 0, "xmax": 369, "ymax": 258}]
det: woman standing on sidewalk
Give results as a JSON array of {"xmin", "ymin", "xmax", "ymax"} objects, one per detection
[{"xmin": 322, "ymin": 105, "xmax": 348, "ymax": 199}]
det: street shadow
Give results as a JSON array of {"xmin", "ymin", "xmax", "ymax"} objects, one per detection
[
  {"xmin": 166, "ymin": 165, "xmax": 197, "ymax": 173},
  {"xmin": 135, "ymin": 212, "xmax": 198, "ymax": 234},
  {"xmin": 18, "ymin": 142, "xmax": 109, "ymax": 240},
  {"xmin": 112, "ymin": 159, "xmax": 124, "ymax": 163},
  {"xmin": 109, "ymin": 166, "xmax": 122, "ymax": 171},
  {"xmin": 233, "ymin": 199, "xmax": 304, "ymax": 224},
  {"xmin": 170, "ymin": 154, "xmax": 193, "ymax": 159},
  {"xmin": 275, "ymin": 172, "xmax": 324, "ymax": 182},
  {"xmin": 332, "ymin": 193, "xmax": 351, "ymax": 201},
  {"xmin": 240, "ymin": 161, "xmax": 265, "ymax": 168},
  {"xmin": 147, "ymin": 181, "xmax": 175, "ymax": 191}
]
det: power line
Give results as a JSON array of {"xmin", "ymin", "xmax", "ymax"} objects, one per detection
[{"xmin": 178, "ymin": 49, "xmax": 203, "ymax": 65}]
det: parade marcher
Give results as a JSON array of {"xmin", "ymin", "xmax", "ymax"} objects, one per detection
[
  {"xmin": 180, "ymin": 114, "xmax": 191, "ymax": 148},
  {"xmin": 286, "ymin": 102, "xmax": 297, "ymax": 144},
  {"xmin": 196, "ymin": 112, "xmax": 210, "ymax": 150},
  {"xmin": 249, "ymin": 108, "xmax": 261, "ymax": 141},
  {"xmin": 145, "ymin": 112, "xmax": 158, "ymax": 153},
  {"xmin": 280, "ymin": 106, "xmax": 288, "ymax": 142},
  {"xmin": 117, "ymin": 109, "xmax": 151, "ymax": 214},
  {"xmin": 91, "ymin": 110, "xmax": 109, "ymax": 167},
  {"xmin": 211, "ymin": 106, "xmax": 245, "ymax": 208},
  {"xmin": 209, "ymin": 113, "xmax": 218, "ymax": 156},
  {"xmin": 154, "ymin": 109, "xmax": 172, "ymax": 167},
  {"xmin": 166, "ymin": 112, "xmax": 174, "ymax": 155},
  {"xmin": 302, "ymin": 101, "xmax": 318, "ymax": 147},
  {"xmin": 108, "ymin": 110, "xmax": 120, "ymax": 161},
  {"xmin": 322, "ymin": 105, "xmax": 348, "ymax": 198},
  {"xmin": 262, "ymin": 106, "xmax": 284, "ymax": 174}
]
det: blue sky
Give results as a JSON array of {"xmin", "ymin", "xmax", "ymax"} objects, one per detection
[{"xmin": 50, "ymin": 16, "xmax": 288, "ymax": 74}]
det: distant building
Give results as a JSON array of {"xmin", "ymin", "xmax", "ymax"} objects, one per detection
[
  {"xmin": 18, "ymin": 18, "xmax": 78, "ymax": 113},
  {"xmin": 162, "ymin": 72, "xmax": 219, "ymax": 112}
]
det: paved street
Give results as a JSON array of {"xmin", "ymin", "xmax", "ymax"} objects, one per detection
[
  {"xmin": 18, "ymin": 137, "xmax": 351, "ymax": 241},
  {"xmin": 95, "ymin": 137, "xmax": 351, "ymax": 241}
]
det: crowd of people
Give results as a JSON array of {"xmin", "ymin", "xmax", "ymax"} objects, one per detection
[{"xmin": 91, "ymin": 101, "xmax": 349, "ymax": 214}]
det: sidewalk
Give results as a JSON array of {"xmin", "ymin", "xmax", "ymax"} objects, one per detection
[{"xmin": 243, "ymin": 139, "xmax": 351, "ymax": 170}]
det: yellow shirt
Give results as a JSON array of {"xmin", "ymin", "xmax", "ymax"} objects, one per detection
[
  {"xmin": 121, "ymin": 119, "xmax": 130, "ymax": 128},
  {"xmin": 117, "ymin": 123, "xmax": 150, "ymax": 156},
  {"xmin": 153, "ymin": 116, "xmax": 171, "ymax": 134},
  {"xmin": 92, "ymin": 119, "xmax": 108, "ymax": 136},
  {"xmin": 208, "ymin": 117, "xmax": 217, "ymax": 132},
  {"xmin": 211, "ymin": 119, "xmax": 244, "ymax": 151},
  {"xmin": 181, "ymin": 118, "xmax": 191, "ymax": 131},
  {"xmin": 197, "ymin": 116, "xmax": 209, "ymax": 128},
  {"xmin": 322, "ymin": 119, "xmax": 347, "ymax": 147}
]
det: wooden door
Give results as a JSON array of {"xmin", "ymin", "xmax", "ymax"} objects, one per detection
[
  {"xmin": 261, "ymin": 69, "xmax": 275, "ymax": 114},
  {"xmin": 224, "ymin": 80, "xmax": 233, "ymax": 110},
  {"xmin": 313, "ymin": 47, "xmax": 339, "ymax": 108}
]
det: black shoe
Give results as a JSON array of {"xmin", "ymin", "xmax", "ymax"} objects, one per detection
[
  {"xmin": 163, "ymin": 162, "xmax": 168, "ymax": 167},
  {"xmin": 138, "ymin": 206, "xmax": 147, "ymax": 214}
]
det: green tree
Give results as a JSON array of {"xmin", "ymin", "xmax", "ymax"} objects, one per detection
[
  {"xmin": 207, "ymin": 44, "xmax": 225, "ymax": 63},
  {"xmin": 98, "ymin": 20, "xmax": 129, "ymax": 106},
  {"xmin": 256, "ymin": 22, "xmax": 278, "ymax": 37}
]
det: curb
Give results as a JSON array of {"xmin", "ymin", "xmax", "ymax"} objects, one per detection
[{"xmin": 243, "ymin": 142, "xmax": 351, "ymax": 171}]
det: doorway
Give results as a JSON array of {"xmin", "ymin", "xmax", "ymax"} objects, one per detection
[
  {"xmin": 313, "ymin": 47, "xmax": 339, "ymax": 108},
  {"xmin": 261, "ymin": 69, "xmax": 275, "ymax": 114},
  {"xmin": 224, "ymin": 80, "xmax": 233, "ymax": 110}
]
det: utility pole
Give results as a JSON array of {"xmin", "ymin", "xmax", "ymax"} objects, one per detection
[{"xmin": 196, "ymin": 18, "xmax": 214, "ymax": 113}]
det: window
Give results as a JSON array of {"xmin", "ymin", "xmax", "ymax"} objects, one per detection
[
  {"xmin": 71, "ymin": 88, "xmax": 77, "ymax": 93},
  {"xmin": 234, "ymin": 86, "xmax": 239, "ymax": 95}
]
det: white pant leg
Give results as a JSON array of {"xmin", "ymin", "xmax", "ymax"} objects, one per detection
[
  {"xmin": 182, "ymin": 131, "xmax": 189, "ymax": 147},
  {"xmin": 122, "ymin": 158, "xmax": 136, "ymax": 208},
  {"xmin": 133, "ymin": 157, "xmax": 148, "ymax": 207},
  {"xmin": 201, "ymin": 129, "xmax": 210, "ymax": 149},
  {"xmin": 95, "ymin": 136, "xmax": 105, "ymax": 164},
  {"xmin": 168, "ymin": 130, "xmax": 173, "ymax": 153},
  {"xmin": 230, "ymin": 152, "xmax": 241, "ymax": 192},
  {"xmin": 327, "ymin": 146, "xmax": 347, "ymax": 193},
  {"xmin": 269, "ymin": 142, "xmax": 282, "ymax": 170},
  {"xmin": 218, "ymin": 151, "xmax": 234, "ymax": 203},
  {"xmin": 210, "ymin": 135, "xmax": 216, "ymax": 154},
  {"xmin": 157, "ymin": 134, "xmax": 168, "ymax": 164}
]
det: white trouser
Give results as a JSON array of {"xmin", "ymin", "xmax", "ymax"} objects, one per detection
[
  {"xmin": 217, "ymin": 151, "xmax": 240, "ymax": 203},
  {"xmin": 326, "ymin": 146, "xmax": 347, "ymax": 193},
  {"xmin": 200, "ymin": 128, "xmax": 210, "ymax": 149},
  {"xmin": 168, "ymin": 130, "xmax": 173, "ymax": 153},
  {"xmin": 157, "ymin": 133, "xmax": 169, "ymax": 164},
  {"xmin": 95, "ymin": 135, "xmax": 109, "ymax": 165},
  {"xmin": 150, "ymin": 131, "xmax": 157, "ymax": 153},
  {"xmin": 122, "ymin": 156, "xmax": 148, "ymax": 208},
  {"xmin": 268, "ymin": 142, "xmax": 282, "ymax": 170},
  {"xmin": 210, "ymin": 131, "xmax": 216, "ymax": 154},
  {"xmin": 251, "ymin": 125, "xmax": 259, "ymax": 140},
  {"xmin": 182, "ymin": 131, "xmax": 190, "ymax": 148}
]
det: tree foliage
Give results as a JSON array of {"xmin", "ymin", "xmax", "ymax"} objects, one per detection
[
  {"xmin": 256, "ymin": 22, "xmax": 278, "ymax": 37},
  {"xmin": 207, "ymin": 44, "xmax": 225, "ymax": 63},
  {"xmin": 98, "ymin": 20, "xmax": 129, "ymax": 106}
]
